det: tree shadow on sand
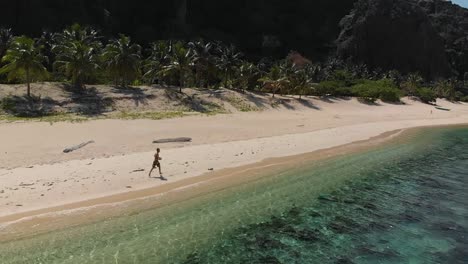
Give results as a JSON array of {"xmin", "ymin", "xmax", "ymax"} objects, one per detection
[
  {"xmin": 165, "ymin": 88, "xmax": 224, "ymax": 113},
  {"xmin": 61, "ymin": 84, "xmax": 114, "ymax": 116},
  {"xmin": 296, "ymin": 97, "xmax": 321, "ymax": 110},
  {"xmin": 111, "ymin": 86, "xmax": 150, "ymax": 107},
  {"xmin": 0, "ymin": 95, "xmax": 59, "ymax": 117}
]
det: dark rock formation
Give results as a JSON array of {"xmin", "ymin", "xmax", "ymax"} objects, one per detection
[
  {"xmin": 1, "ymin": 0, "xmax": 468, "ymax": 78},
  {"xmin": 336, "ymin": 0, "xmax": 452, "ymax": 78},
  {"xmin": 418, "ymin": 0, "xmax": 468, "ymax": 78},
  {"xmin": 0, "ymin": 0, "xmax": 356, "ymax": 60}
]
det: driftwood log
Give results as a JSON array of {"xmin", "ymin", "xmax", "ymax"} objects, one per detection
[
  {"xmin": 153, "ymin": 137, "xmax": 192, "ymax": 144},
  {"xmin": 63, "ymin": 140, "xmax": 95, "ymax": 153}
]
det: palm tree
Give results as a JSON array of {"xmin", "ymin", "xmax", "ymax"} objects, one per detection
[
  {"xmin": 158, "ymin": 41, "xmax": 194, "ymax": 93},
  {"xmin": 402, "ymin": 73, "xmax": 423, "ymax": 96},
  {"xmin": 143, "ymin": 40, "xmax": 171, "ymax": 84},
  {"xmin": 36, "ymin": 31, "xmax": 56, "ymax": 72},
  {"xmin": 188, "ymin": 40, "xmax": 217, "ymax": 88},
  {"xmin": 290, "ymin": 68, "xmax": 314, "ymax": 99},
  {"xmin": 434, "ymin": 79, "xmax": 456, "ymax": 100},
  {"xmin": 216, "ymin": 43, "xmax": 242, "ymax": 88},
  {"xmin": 102, "ymin": 35, "xmax": 142, "ymax": 87},
  {"xmin": 52, "ymin": 25, "xmax": 102, "ymax": 89},
  {"xmin": 53, "ymin": 41, "xmax": 100, "ymax": 89},
  {"xmin": 0, "ymin": 28, "xmax": 13, "ymax": 62},
  {"xmin": 0, "ymin": 36, "xmax": 48, "ymax": 97},
  {"xmin": 53, "ymin": 24, "xmax": 101, "ymax": 49},
  {"xmin": 237, "ymin": 62, "xmax": 258, "ymax": 92},
  {"xmin": 258, "ymin": 64, "xmax": 289, "ymax": 98}
]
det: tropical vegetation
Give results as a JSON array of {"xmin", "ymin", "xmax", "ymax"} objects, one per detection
[
  {"xmin": 0, "ymin": 36, "xmax": 48, "ymax": 96},
  {"xmin": 1, "ymin": 24, "xmax": 468, "ymax": 104}
]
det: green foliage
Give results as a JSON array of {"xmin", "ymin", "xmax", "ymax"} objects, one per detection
[
  {"xmin": 102, "ymin": 35, "xmax": 142, "ymax": 87},
  {"xmin": 53, "ymin": 24, "xmax": 102, "ymax": 88},
  {"xmin": 329, "ymin": 69, "xmax": 356, "ymax": 86},
  {"xmin": 401, "ymin": 73, "xmax": 423, "ymax": 96},
  {"xmin": 158, "ymin": 41, "xmax": 195, "ymax": 92},
  {"xmin": 0, "ymin": 24, "xmax": 465, "ymax": 105},
  {"xmin": 143, "ymin": 40, "xmax": 171, "ymax": 84},
  {"xmin": 0, "ymin": 36, "xmax": 48, "ymax": 96},
  {"xmin": 216, "ymin": 43, "xmax": 243, "ymax": 88},
  {"xmin": 288, "ymin": 67, "xmax": 314, "ymax": 98},
  {"xmin": 189, "ymin": 40, "xmax": 218, "ymax": 88},
  {"xmin": 0, "ymin": 28, "xmax": 13, "ymax": 62},
  {"xmin": 237, "ymin": 62, "xmax": 259, "ymax": 92},
  {"xmin": 258, "ymin": 64, "xmax": 289, "ymax": 97},
  {"xmin": 415, "ymin": 87, "xmax": 437, "ymax": 104},
  {"xmin": 314, "ymin": 80, "xmax": 355, "ymax": 97},
  {"xmin": 351, "ymin": 79, "xmax": 402, "ymax": 103},
  {"xmin": 434, "ymin": 79, "xmax": 457, "ymax": 101}
]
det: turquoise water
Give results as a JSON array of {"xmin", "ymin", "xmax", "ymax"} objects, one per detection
[{"xmin": 1, "ymin": 127, "xmax": 467, "ymax": 263}]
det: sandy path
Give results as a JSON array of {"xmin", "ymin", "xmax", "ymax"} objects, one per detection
[{"xmin": 1, "ymin": 97, "xmax": 468, "ymax": 220}]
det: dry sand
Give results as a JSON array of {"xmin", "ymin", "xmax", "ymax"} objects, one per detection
[{"xmin": 1, "ymin": 96, "xmax": 468, "ymax": 225}]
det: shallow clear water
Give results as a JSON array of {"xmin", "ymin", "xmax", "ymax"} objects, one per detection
[{"xmin": 1, "ymin": 127, "xmax": 467, "ymax": 264}]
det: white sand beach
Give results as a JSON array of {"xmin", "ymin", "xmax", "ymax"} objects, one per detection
[{"xmin": 1, "ymin": 97, "xmax": 468, "ymax": 223}]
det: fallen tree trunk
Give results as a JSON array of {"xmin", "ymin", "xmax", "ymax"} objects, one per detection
[
  {"xmin": 63, "ymin": 140, "xmax": 95, "ymax": 153},
  {"xmin": 153, "ymin": 137, "xmax": 192, "ymax": 144}
]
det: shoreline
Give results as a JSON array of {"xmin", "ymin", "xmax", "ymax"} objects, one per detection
[
  {"xmin": 1, "ymin": 97, "xmax": 468, "ymax": 241},
  {"xmin": 0, "ymin": 124, "xmax": 466, "ymax": 242},
  {"xmin": 0, "ymin": 127, "xmax": 407, "ymax": 242},
  {"xmin": 2, "ymin": 118, "xmax": 468, "ymax": 220}
]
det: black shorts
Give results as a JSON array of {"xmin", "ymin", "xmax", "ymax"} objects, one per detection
[{"xmin": 153, "ymin": 161, "xmax": 160, "ymax": 168}]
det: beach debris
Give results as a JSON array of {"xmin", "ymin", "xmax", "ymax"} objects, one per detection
[
  {"xmin": 435, "ymin": 106, "xmax": 451, "ymax": 111},
  {"xmin": 16, "ymin": 204, "xmax": 23, "ymax": 207},
  {"xmin": 126, "ymin": 186, "xmax": 132, "ymax": 189},
  {"xmin": 63, "ymin": 140, "xmax": 95, "ymax": 153},
  {"xmin": 19, "ymin": 183, "xmax": 34, "ymax": 187},
  {"xmin": 0, "ymin": 190, "xmax": 4, "ymax": 194},
  {"xmin": 131, "ymin": 169, "xmax": 145, "ymax": 173},
  {"xmin": 153, "ymin": 137, "xmax": 192, "ymax": 144},
  {"xmin": 26, "ymin": 166, "xmax": 34, "ymax": 169},
  {"xmin": 208, "ymin": 168, "xmax": 214, "ymax": 171}
]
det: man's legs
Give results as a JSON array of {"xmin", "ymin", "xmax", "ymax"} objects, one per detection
[{"xmin": 149, "ymin": 165, "xmax": 155, "ymax": 177}]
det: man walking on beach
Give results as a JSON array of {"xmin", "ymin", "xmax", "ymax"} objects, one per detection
[{"xmin": 149, "ymin": 148, "xmax": 163, "ymax": 178}]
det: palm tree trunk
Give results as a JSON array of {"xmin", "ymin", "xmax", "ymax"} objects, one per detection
[
  {"xmin": 179, "ymin": 73, "xmax": 184, "ymax": 93},
  {"xmin": 26, "ymin": 68, "xmax": 31, "ymax": 97},
  {"xmin": 224, "ymin": 70, "xmax": 229, "ymax": 88}
]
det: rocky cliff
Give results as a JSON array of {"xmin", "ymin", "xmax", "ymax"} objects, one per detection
[
  {"xmin": 337, "ymin": 0, "xmax": 453, "ymax": 78},
  {"xmin": 337, "ymin": 0, "xmax": 468, "ymax": 78},
  {"xmin": 1, "ymin": 0, "xmax": 468, "ymax": 78},
  {"xmin": 418, "ymin": 0, "xmax": 468, "ymax": 78},
  {"xmin": 0, "ymin": 0, "xmax": 355, "ymax": 60}
]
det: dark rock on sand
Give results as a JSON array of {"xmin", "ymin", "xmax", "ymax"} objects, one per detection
[{"xmin": 153, "ymin": 137, "xmax": 192, "ymax": 144}]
